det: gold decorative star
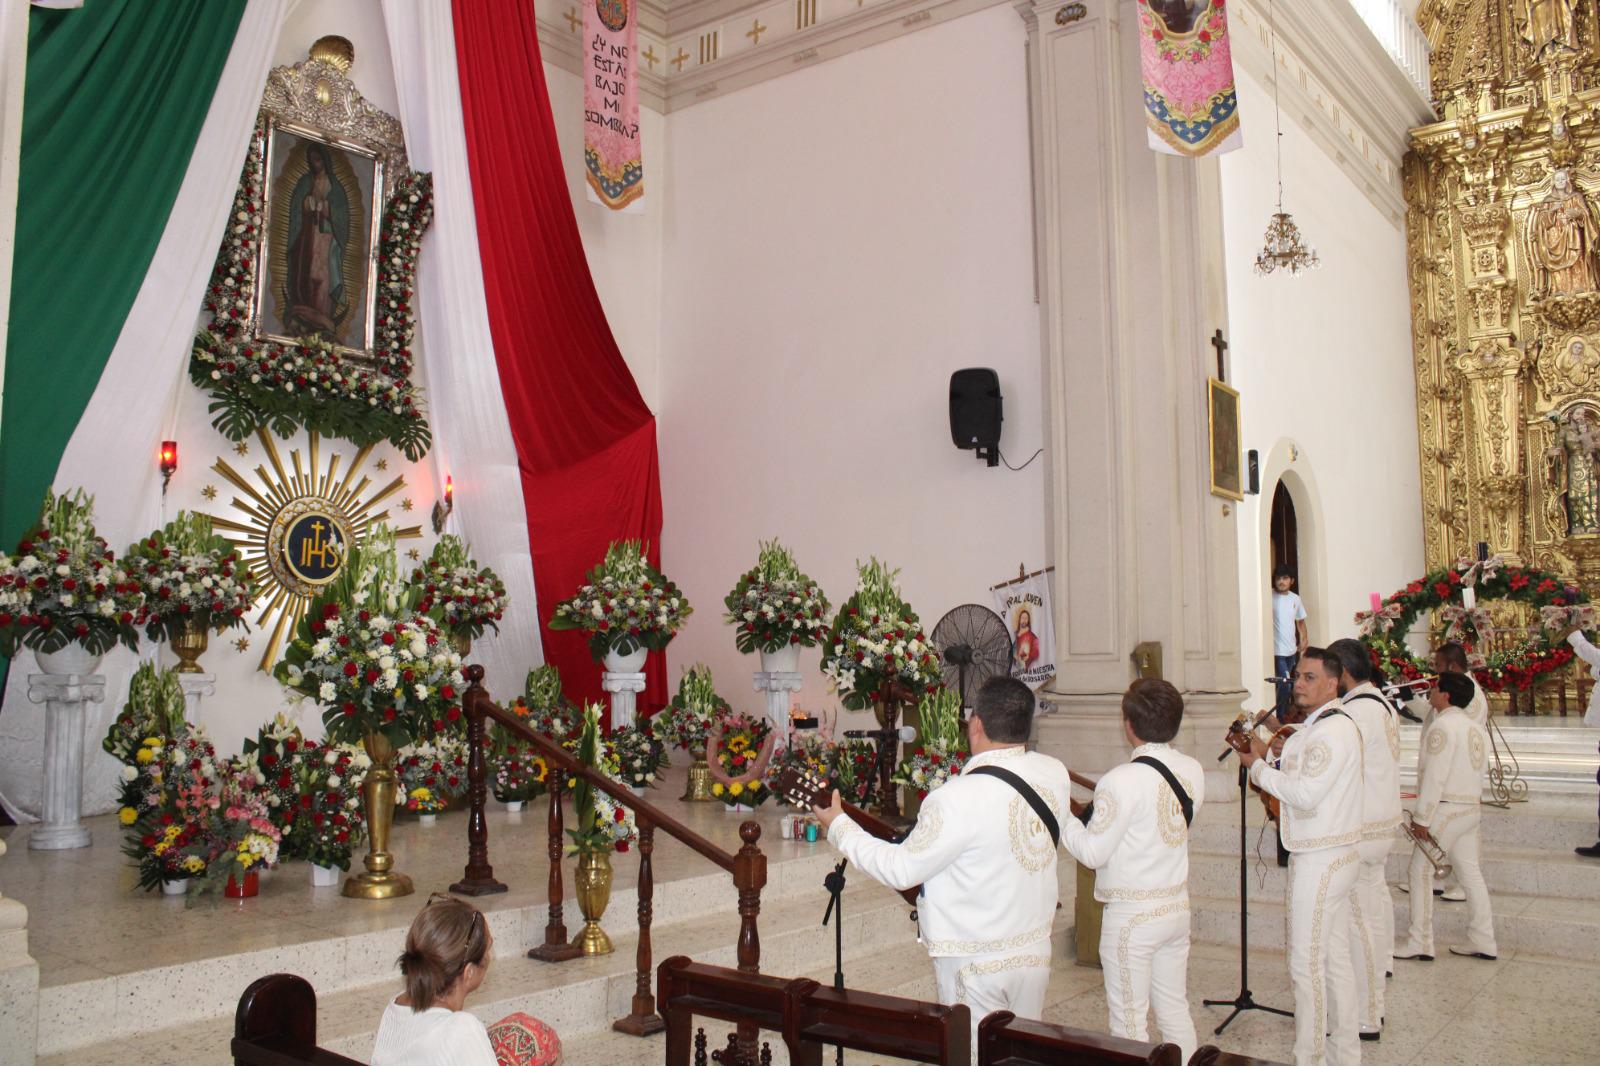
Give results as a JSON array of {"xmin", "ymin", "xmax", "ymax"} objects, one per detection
[
  {"xmin": 406, "ymin": 548, "xmax": 421, "ymax": 561},
  {"xmin": 201, "ymin": 485, "xmax": 218, "ymax": 501},
  {"xmin": 400, "ymin": 497, "xmax": 413, "ymax": 512},
  {"xmin": 747, "ymin": 19, "xmax": 766, "ymax": 44},
  {"xmin": 234, "ymin": 441, "xmax": 249, "ymax": 456},
  {"xmin": 234, "ymin": 637, "xmax": 250, "ymax": 652},
  {"xmin": 375, "ymin": 458, "xmax": 388, "ymax": 471}
]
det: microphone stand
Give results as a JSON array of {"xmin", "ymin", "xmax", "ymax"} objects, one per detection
[
  {"xmin": 1202, "ymin": 762, "xmax": 1293, "ymax": 1034},
  {"xmin": 821, "ymin": 860, "xmax": 848, "ymax": 1066}
]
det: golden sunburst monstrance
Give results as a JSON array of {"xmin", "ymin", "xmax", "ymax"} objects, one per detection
[{"xmin": 204, "ymin": 428, "xmax": 421, "ymax": 671}]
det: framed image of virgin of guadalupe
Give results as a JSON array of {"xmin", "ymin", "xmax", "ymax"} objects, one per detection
[
  {"xmin": 257, "ymin": 120, "xmax": 384, "ymax": 353},
  {"xmin": 1208, "ymin": 377, "xmax": 1244, "ymax": 500}
]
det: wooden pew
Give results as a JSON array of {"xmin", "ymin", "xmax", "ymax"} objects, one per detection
[
  {"xmin": 977, "ymin": 1011, "xmax": 1182, "ymax": 1065},
  {"xmin": 232, "ymin": 974, "xmax": 363, "ymax": 1066},
  {"xmin": 658, "ymin": 955, "xmax": 819, "ymax": 1065},
  {"xmin": 1187, "ymin": 1047, "xmax": 1285, "ymax": 1065}
]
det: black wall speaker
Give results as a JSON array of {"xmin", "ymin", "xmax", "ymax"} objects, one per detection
[
  {"xmin": 950, "ymin": 368, "xmax": 1003, "ymax": 467},
  {"xmin": 1247, "ymin": 449, "xmax": 1260, "ymax": 495}
]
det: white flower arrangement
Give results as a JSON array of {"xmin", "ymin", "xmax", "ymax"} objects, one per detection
[
  {"xmin": 723, "ymin": 539, "xmax": 830, "ymax": 654},
  {"xmin": 820, "ymin": 558, "xmax": 941, "ymax": 711}
]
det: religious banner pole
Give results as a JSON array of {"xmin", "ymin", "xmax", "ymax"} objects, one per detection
[{"xmin": 583, "ymin": 0, "xmax": 644, "ymax": 211}]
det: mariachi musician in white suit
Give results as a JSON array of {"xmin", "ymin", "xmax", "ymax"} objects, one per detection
[
  {"xmin": 1236, "ymin": 647, "xmax": 1364, "ymax": 1066},
  {"xmin": 1061, "ymin": 679, "xmax": 1204, "ymax": 1062}
]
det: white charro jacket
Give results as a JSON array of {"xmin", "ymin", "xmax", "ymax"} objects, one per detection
[
  {"xmin": 826, "ymin": 745, "xmax": 1072, "ymax": 958},
  {"xmin": 1414, "ymin": 706, "xmax": 1488, "ymax": 826},
  {"xmin": 1250, "ymin": 699, "xmax": 1364, "ymax": 853},
  {"xmin": 1061, "ymin": 742, "xmax": 1204, "ymax": 906},
  {"xmin": 1340, "ymin": 682, "xmax": 1402, "ymax": 842}
]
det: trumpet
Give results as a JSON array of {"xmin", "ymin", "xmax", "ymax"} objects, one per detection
[
  {"xmin": 1403, "ymin": 813, "xmax": 1453, "ymax": 878},
  {"xmin": 1382, "ymin": 674, "xmax": 1438, "ymax": 698}
]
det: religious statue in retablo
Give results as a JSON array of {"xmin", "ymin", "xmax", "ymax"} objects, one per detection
[
  {"xmin": 1528, "ymin": 168, "xmax": 1600, "ymax": 296},
  {"xmin": 1547, "ymin": 406, "xmax": 1600, "ymax": 535},
  {"xmin": 1519, "ymin": 0, "xmax": 1580, "ymax": 55}
]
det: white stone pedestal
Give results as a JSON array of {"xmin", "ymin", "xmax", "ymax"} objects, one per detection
[
  {"xmin": 26, "ymin": 673, "xmax": 104, "ymax": 850},
  {"xmin": 178, "ymin": 674, "xmax": 216, "ymax": 726},
  {"xmin": 753, "ymin": 671, "xmax": 802, "ymax": 736},
  {"xmin": 602, "ymin": 671, "xmax": 646, "ymax": 730}
]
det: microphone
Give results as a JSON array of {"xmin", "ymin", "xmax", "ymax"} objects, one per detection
[
  {"xmin": 1264, "ymin": 676, "xmax": 1291, "ymax": 684},
  {"xmin": 842, "ymin": 726, "xmax": 917, "ymax": 743}
]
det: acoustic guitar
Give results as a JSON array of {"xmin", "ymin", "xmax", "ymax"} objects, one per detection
[{"xmin": 771, "ymin": 765, "xmax": 923, "ymax": 906}]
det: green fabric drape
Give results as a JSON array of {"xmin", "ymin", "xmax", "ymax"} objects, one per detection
[{"xmin": 1, "ymin": 0, "xmax": 245, "ymax": 551}]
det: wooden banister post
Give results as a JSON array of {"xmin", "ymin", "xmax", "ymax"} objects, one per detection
[
  {"xmin": 529, "ymin": 770, "xmax": 582, "ymax": 962},
  {"xmin": 452, "ymin": 669, "xmax": 507, "ymax": 896},
  {"xmin": 734, "ymin": 820, "xmax": 767, "ymax": 1064},
  {"xmin": 613, "ymin": 816, "xmax": 665, "ymax": 1035}
]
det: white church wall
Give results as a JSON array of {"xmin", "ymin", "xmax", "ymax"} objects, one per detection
[
  {"xmin": 655, "ymin": 5, "xmax": 1046, "ymax": 721},
  {"xmin": 1220, "ymin": 68, "xmax": 1424, "ymax": 711}
]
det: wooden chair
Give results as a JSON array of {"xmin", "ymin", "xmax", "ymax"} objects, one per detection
[
  {"xmin": 977, "ymin": 1011, "xmax": 1182, "ymax": 1065},
  {"xmin": 232, "ymin": 974, "xmax": 363, "ymax": 1066}
]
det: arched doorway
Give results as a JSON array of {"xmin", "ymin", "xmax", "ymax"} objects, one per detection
[{"xmin": 1270, "ymin": 480, "xmax": 1299, "ymax": 583}]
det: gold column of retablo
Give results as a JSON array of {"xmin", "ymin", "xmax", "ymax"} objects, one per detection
[{"xmin": 344, "ymin": 730, "xmax": 414, "ymax": 899}]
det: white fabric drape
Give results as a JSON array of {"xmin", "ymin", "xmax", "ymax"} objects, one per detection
[
  {"xmin": 0, "ymin": 0, "xmax": 288, "ymax": 822},
  {"xmin": 381, "ymin": 0, "xmax": 544, "ymax": 701}
]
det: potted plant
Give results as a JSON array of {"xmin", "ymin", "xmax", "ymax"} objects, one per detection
[
  {"xmin": 707, "ymin": 712, "xmax": 775, "ymax": 812},
  {"xmin": 105, "ymin": 663, "xmax": 191, "ymax": 893},
  {"xmin": 511, "ymin": 664, "xmax": 580, "ymax": 746},
  {"xmin": 397, "ymin": 736, "xmax": 468, "ymax": 825},
  {"xmin": 549, "ymin": 540, "xmax": 691, "ymax": 672},
  {"xmin": 409, "ymin": 534, "xmax": 508, "ymax": 659},
  {"xmin": 565, "ymin": 702, "xmax": 639, "ymax": 956},
  {"xmin": 723, "ymin": 539, "xmax": 830, "ymax": 673},
  {"xmin": 820, "ymin": 557, "xmax": 942, "ymax": 712},
  {"xmin": 491, "ymin": 738, "xmax": 548, "ymax": 811},
  {"xmin": 608, "ymin": 724, "xmax": 667, "ymax": 794},
  {"xmin": 126, "ymin": 511, "xmax": 253, "ymax": 674},
  {"xmin": 892, "ymin": 687, "xmax": 969, "ymax": 811},
  {"xmin": 275, "ymin": 523, "xmax": 463, "ymax": 899},
  {"xmin": 0, "ymin": 489, "xmax": 142, "ymax": 674},
  {"xmin": 650, "ymin": 664, "xmax": 730, "ymax": 801}
]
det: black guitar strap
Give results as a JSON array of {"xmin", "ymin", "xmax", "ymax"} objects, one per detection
[
  {"xmin": 968, "ymin": 766, "xmax": 1060, "ymax": 847},
  {"xmin": 1132, "ymin": 755, "xmax": 1193, "ymax": 827}
]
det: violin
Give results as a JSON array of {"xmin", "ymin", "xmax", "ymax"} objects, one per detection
[{"xmin": 1223, "ymin": 710, "xmax": 1296, "ymax": 822}]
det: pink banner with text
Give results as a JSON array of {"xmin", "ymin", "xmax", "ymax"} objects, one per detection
[{"xmin": 583, "ymin": 0, "xmax": 643, "ymax": 211}]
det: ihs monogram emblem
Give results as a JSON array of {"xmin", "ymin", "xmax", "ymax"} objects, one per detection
[{"xmin": 203, "ymin": 429, "xmax": 420, "ymax": 670}]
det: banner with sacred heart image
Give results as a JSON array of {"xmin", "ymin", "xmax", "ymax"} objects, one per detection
[
  {"xmin": 583, "ymin": 0, "xmax": 644, "ymax": 211},
  {"xmin": 991, "ymin": 568, "xmax": 1057, "ymax": 691},
  {"xmin": 1139, "ymin": 0, "xmax": 1242, "ymax": 157}
]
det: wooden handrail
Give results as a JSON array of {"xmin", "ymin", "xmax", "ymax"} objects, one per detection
[
  {"xmin": 453, "ymin": 666, "xmax": 766, "ymax": 1042},
  {"xmin": 1070, "ymin": 769, "xmax": 1098, "ymax": 791}
]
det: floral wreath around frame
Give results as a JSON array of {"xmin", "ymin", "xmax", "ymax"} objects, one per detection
[
  {"xmin": 1356, "ymin": 554, "xmax": 1593, "ymax": 694},
  {"xmin": 189, "ymin": 121, "xmax": 434, "ymax": 460}
]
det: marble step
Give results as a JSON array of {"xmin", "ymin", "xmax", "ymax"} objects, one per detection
[
  {"xmin": 37, "ymin": 881, "xmax": 923, "ymax": 1066},
  {"xmin": 1189, "ymin": 887, "xmax": 1599, "ymax": 962},
  {"xmin": 1399, "ymin": 720, "xmax": 1600, "ymax": 795},
  {"xmin": 32, "ymin": 845, "xmax": 858, "ymax": 1059},
  {"xmin": 1187, "ymin": 800, "xmax": 1597, "ymax": 855}
]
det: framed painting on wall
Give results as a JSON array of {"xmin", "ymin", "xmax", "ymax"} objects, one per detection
[
  {"xmin": 1208, "ymin": 377, "xmax": 1243, "ymax": 501},
  {"xmin": 255, "ymin": 118, "xmax": 385, "ymax": 355}
]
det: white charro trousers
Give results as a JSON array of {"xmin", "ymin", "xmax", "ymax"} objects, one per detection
[
  {"xmin": 1098, "ymin": 899, "xmax": 1197, "ymax": 1062},
  {"xmin": 1287, "ymin": 845, "xmax": 1360, "ymax": 1066},
  {"xmin": 932, "ymin": 946, "xmax": 1053, "ymax": 1060},
  {"xmin": 1399, "ymin": 804, "xmax": 1496, "ymax": 957},
  {"xmin": 1349, "ymin": 836, "xmax": 1393, "ymax": 1031}
]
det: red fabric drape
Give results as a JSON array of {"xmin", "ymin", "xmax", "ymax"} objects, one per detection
[{"xmin": 452, "ymin": 0, "xmax": 665, "ymax": 713}]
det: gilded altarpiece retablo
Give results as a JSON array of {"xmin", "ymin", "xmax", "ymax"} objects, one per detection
[{"xmin": 1407, "ymin": 1, "xmax": 1600, "ymax": 588}]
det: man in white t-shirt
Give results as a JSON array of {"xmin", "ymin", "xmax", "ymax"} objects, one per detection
[{"xmin": 1271, "ymin": 566, "xmax": 1308, "ymax": 718}]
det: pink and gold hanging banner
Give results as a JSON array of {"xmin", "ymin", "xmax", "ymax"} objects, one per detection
[
  {"xmin": 583, "ymin": 0, "xmax": 643, "ymax": 211},
  {"xmin": 1139, "ymin": 0, "xmax": 1242, "ymax": 158}
]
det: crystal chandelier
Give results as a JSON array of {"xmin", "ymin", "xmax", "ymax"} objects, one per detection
[{"xmin": 1254, "ymin": 0, "xmax": 1319, "ymax": 277}]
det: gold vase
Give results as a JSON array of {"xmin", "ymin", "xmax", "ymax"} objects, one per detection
[
  {"xmin": 450, "ymin": 631, "xmax": 472, "ymax": 660},
  {"xmin": 343, "ymin": 731, "xmax": 415, "ymax": 900},
  {"xmin": 574, "ymin": 849, "xmax": 614, "ymax": 955},
  {"xmin": 681, "ymin": 747, "xmax": 714, "ymax": 801},
  {"xmin": 171, "ymin": 618, "xmax": 208, "ymax": 674}
]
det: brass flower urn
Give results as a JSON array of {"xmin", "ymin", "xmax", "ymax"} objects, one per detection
[
  {"xmin": 450, "ymin": 631, "xmax": 472, "ymax": 660},
  {"xmin": 681, "ymin": 745, "xmax": 714, "ymax": 801},
  {"xmin": 343, "ymin": 730, "xmax": 415, "ymax": 900},
  {"xmin": 574, "ymin": 849, "xmax": 614, "ymax": 955},
  {"xmin": 171, "ymin": 617, "xmax": 208, "ymax": 674}
]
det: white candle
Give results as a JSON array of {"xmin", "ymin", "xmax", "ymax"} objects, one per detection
[{"xmin": 1463, "ymin": 586, "xmax": 1477, "ymax": 610}]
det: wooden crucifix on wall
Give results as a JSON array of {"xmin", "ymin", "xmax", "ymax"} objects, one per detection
[{"xmin": 1211, "ymin": 328, "xmax": 1229, "ymax": 381}]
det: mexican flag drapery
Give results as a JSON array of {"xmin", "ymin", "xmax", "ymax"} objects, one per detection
[{"xmin": 1, "ymin": 0, "xmax": 664, "ymax": 726}]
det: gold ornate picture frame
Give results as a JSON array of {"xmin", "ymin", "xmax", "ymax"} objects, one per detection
[{"xmin": 1208, "ymin": 377, "xmax": 1243, "ymax": 501}]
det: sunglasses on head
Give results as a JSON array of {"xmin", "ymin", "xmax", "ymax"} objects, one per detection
[{"xmin": 427, "ymin": 892, "xmax": 484, "ymax": 955}]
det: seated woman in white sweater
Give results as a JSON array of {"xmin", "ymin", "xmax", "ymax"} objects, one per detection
[{"xmin": 372, "ymin": 894, "xmax": 498, "ymax": 1065}]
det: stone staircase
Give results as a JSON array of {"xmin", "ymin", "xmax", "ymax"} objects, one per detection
[{"xmin": 1399, "ymin": 717, "xmax": 1599, "ymax": 796}]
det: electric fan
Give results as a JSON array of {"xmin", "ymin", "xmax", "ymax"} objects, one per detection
[{"xmin": 930, "ymin": 603, "xmax": 1014, "ymax": 710}]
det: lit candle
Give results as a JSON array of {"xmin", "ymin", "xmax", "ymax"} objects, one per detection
[
  {"xmin": 1463, "ymin": 586, "xmax": 1477, "ymax": 610},
  {"xmin": 1370, "ymin": 592, "xmax": 1382, "ymax": 613}
]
